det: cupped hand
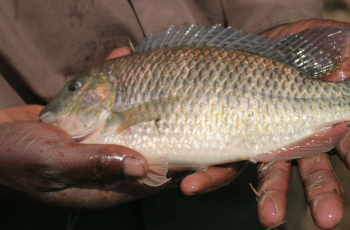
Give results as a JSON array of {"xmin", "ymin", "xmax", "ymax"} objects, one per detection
[
  {"xmin": 0, "ymin": 71, "xmax": 184, "ymax": 210},
  {"xmin": 256, "ymin": 154, "xmax": 343, "ymax": 230},
  {"xmin": 256, "ymin": 19, "xmax": 350, "ymax": 230}
]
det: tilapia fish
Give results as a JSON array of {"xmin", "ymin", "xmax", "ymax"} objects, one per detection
[{"xmin": 40, "ymin": 24, "xmax": 350, "ymax": 186}]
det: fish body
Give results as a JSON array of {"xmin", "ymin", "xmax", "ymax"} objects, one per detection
[{"xmin": 40, "ymin": 24, "xmax": 350, "ymax": 186}]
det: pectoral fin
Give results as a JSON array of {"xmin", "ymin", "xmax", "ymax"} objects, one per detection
[
  {"xmin": 110, "ymin": 97, "xmax": 181, "ymax": 133},
  {"xmin": 138, "ymin": 154, "xmax": 170, "ymax": 186}
]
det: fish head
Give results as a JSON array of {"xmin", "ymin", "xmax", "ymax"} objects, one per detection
[{"xmin": 39, "ymin": 69, "xmax": 116, "ymax": 140}]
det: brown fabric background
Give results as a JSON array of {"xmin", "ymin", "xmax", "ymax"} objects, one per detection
[{"xmin": 0, "ymin": 0, "xmax": 324, "ymax": 108}]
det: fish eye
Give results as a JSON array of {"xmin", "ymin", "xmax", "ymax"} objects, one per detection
[{"xmin": 67, "ymin": 80, "xmax": 82, "ymax": 92}]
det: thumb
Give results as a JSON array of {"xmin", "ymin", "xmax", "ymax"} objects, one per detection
[
  {"xmin": 41, "ymin": 136, "xmax": 149, "ymax": 184},
  {"xmin": 336, "ymin": 128, "xmax": 350, "ymax": 168},
  {"xmin": 105, "ymin": 47, "xmax": 131, "ymax": 60}
]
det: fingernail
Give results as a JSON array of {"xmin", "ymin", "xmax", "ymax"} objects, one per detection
[
  {"xmin": 186, "ymin": 188, "xmax": 213, "ymax": 196},
  {"xmin": 186, "ymin": 193, "xmax": 195, "ymax": 196},
  {"xmin": 124, "ymin": 157, "xmax": 145, "ymax": 178}
]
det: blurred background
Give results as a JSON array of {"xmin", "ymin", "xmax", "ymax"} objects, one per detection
[{"xmin": 324, "ymin": 0, "xmax": 350, "ymax": 22}]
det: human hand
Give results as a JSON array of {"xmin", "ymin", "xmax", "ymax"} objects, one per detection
[
  {"xmin": 0, "ymin": 104, "xmax": 44, "ymax": 123},
  {"xmin": 256, "ymin": 19, "xmax": 350, "ymax": 230},
  {"xmin": 105, "ymin": 47, "xmax": 248, "ymax": 196},
  {"xmin": 261, "ymin": 19, "xmax": 350, "ymax": 82},
  {"xmin": 0, "ymin": 118, "xmax": 190, "ymax": 209},
  {"xmin": 0, "ymin": 100, "xmax": 191, "ymax": 209}
]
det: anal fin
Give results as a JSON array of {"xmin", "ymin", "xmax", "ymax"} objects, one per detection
[
  {"xmin": 251, "ymin": 122, "xmax": 350, "ymax": 163},
  {"xmin": 138, "ymin": 154, "xmax": 170, "ymax": 187}
]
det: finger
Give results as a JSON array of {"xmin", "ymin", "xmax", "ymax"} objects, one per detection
[
  {"xmin": 256, "ymin": 161, "xmax": 292, "ymax": 227},
  {"xmin": 180, "ymin": 161, "xmax": 247, "ymax": 195},
  {"xmin": 321, "ymin": 43, "xmax": 350, "ymax": 82},
  {"xmin": 262, "ymin": 19, "xmax": 350, "ymax": 38},
  {"xmin": 336, "ymin": 126, "xmax": 350, "ymax": 168},
  {"xmin": 0, "ymin": 105, "xmax": 44, "ymax": 123},
  {"xmin": 297, "ymin": 153, "xmax": 343, "ymax": 230},
  {"xmin": 47, "ymin": 179, "xmax": 151, "ymax": 209},
  {"xmin": 105, "ymin": 47, "xmax": 131, "ymax": 60},
  {"xmin": 47, "ymin": 139, "xmax": 149, "ymax": 183},
  {"xmin": 46, "ymin": 171, "xmax": 189, "ymax": 209},
  {"xmin": 43, "ymin": 178, "xmax": 138, "ymax": 208}
]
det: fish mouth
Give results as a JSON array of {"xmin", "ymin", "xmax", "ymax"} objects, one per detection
[{"xmin": 39, "ymin": 108, "xmax": 51, "ymax": 122}]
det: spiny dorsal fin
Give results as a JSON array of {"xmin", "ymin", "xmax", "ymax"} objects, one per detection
[{"xmin": 135, "ymin": 24, "xmax": 350, "ymax": 79}]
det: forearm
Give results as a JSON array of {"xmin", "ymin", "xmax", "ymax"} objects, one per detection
[{"xmin": 222, "ymin": 0, "xmax": 324, "ymax": 33}]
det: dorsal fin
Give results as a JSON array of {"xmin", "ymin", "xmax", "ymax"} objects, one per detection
[{"xmin": 135, "ymin": 24, "xmax": 350, "ymax": 78}]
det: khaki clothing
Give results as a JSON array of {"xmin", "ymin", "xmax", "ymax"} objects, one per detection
[{"xmin": 0, "ymin": 0, "xmax": 323, "ymax": 108}]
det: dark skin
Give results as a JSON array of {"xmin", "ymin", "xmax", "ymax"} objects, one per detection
[{"xmin": 1, "ymin": 18, "xmax": 350, "ymax": 229}]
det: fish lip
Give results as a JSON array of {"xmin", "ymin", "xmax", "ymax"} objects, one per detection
[{"xmin": 39, "ymin": 108, "xmax": 51, "ymax": 121}]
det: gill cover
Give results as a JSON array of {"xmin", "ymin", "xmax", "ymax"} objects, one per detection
[{"xmin": 41, "ymin": 69, "xmax": 115, "ymax": 140}]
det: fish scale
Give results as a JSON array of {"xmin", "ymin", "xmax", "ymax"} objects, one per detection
[
  {"xmin": 40, "ymin": 24, "xmax": 350, "ymax": 186},
  {"xmin": 91, "ymin": 46, "xmax": 350, "ymax": 167}
]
